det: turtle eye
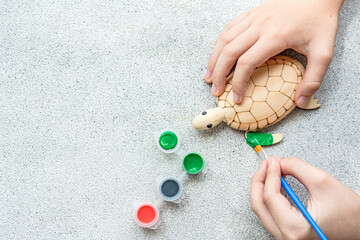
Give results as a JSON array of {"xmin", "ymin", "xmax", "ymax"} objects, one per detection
[
  {"xmin": 202, "ymin": 111, "xmax": 207, "ymax": 115},
  {"xmin": 207, "ymin": 123, "xmax": 212, "ymax": 128}
]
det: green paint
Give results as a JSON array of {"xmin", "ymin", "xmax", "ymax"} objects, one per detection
[
  {"xmin": 246, "ymin": 132, "xmax": 273, "ymax": 148},
  {"xmin": 183, "ymin": 153, "xmax": 204, "ymax": 174},
  {"xmin": 159, "ymin": 131, "xmax": 178, "ymax": 150}
]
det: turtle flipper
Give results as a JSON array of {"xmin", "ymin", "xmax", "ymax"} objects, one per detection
[
  {"xmin": 245, "ymin": 131, "xmax": 283, "ymax": 148},
  {"xmin": 299, "ymin": 95, "xmax": 321, "ymax": 110},
  {"xmin": 271, "ymin": 133, "xmax": 283, "ymax": 144}
]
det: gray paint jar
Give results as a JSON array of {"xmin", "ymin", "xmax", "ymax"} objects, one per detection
[{"xmin": 158, "ymin": 177, "xmax": 183, "ymax": 203}]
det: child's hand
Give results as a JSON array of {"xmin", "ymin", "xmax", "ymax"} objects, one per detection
[
  {"xmin": 204, "ymin": 0, "xmax": 344, "ymax": 107},
  {"xmin": 250, "ymin": 157, "xmax": 360, "ymax": 239}
]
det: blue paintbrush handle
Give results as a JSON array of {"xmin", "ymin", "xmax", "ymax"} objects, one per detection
[{"xmin": 281, "ymin": 176, "xmax": 327, "ymax": 240}]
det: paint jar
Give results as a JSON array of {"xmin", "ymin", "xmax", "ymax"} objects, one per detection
[
  {"xmin": 155, "ymin": 129, "xmax": 181, "ymax": 154},
  {"xmin": 155, "ymin": 129, "xmax": 206, "ymax": 175},
  {"xmin": 158, "ymin": 176, "xmax": 184, "ymax": 203},
  {"xmin": 133, "ymin": 201, "xmax": 160, "ymax": 229},
  {"xmin": 182, "ymin": 152, "xmax": 205, "ymax": 175}
]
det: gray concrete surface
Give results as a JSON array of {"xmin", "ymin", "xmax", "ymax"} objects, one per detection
[{"xmin": 1, "ymin": 0, "xmax": 359, "ymax": 239}]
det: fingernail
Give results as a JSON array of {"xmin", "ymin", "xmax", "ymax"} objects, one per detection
[
  {"xmin": 211, "ymin": 84, "xmax": 217, "ymax": 94},
  {"xmin": 298, "ymin": 96, "xmax": 309, "ymax": 108},
  {"xmin": 204, "ymin": 69, "xmax": 211, "ymax": 80},
  {"xmin": 267, "ymin": 156, "xmax": 272, "ymax": 166},
  {"xmin": 233, "ymin": 92, "xmax": 240, "ymax": 102}
]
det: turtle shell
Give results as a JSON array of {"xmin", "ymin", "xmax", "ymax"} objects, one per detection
[{"xmin": 216, "ymin": 55, "xmax": 304, "ymax": 131}]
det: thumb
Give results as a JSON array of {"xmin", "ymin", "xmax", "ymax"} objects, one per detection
[
  {"xmin": 279, "ymin": 157, "xmax": 331, "ymax": 193},
  {"xmin": 295, "ymin": 52, "xmax": 332, "ymax": 108}
]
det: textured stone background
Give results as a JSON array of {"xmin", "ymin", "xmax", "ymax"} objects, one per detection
[{"xmin": 1, "ymin": 0, "xmax": 359, "ymax": 239}]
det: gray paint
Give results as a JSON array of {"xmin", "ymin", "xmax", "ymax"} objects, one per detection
[
  {"xmin": 161, "ymin": 180, "xmax": 180, "ymax": 197},
  {"xmin": 158, "ymin": 177, "xmax": 183, "ymax": 202}
]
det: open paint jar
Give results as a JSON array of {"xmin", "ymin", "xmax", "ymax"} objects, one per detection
[
  {"xmin": 182, "ymin": 152, "xmax": 204, "ymax": 175},
  {"xmin": 176, "ymin": 150, "xmax": 206, "ymax": 175},
  {"xmin": 134, "ymin": 202, "xmax": 160, "ymax": 229},
  {"xmin": 155, "ymin": 129, "xmax": 181, "ymax": 154},
  {"xmin": 158, "ymin": 176, "xmax": 184, "ymax": 203},
  {"xmin": 155, "ymin": 129, "xmax": 206, "ymax": 175}
]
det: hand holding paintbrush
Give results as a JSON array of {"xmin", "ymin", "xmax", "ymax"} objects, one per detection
[{"xmin": 250, "ymin": 154, "xmax": 360, "ymax": 239}]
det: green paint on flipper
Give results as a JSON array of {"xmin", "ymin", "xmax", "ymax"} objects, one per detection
[{"xmin": 246, "ymin": 132, "xmax": 273, "ymax": 148}]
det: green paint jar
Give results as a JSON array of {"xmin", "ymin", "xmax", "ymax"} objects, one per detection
[
  {"xmin": 155, "ymin": 129, "xmax": 206, "ymax": 175},
  {"xmin": 155, "ymin": 129, "xmax": 181, "ymax": 154},
  {"xmin": 159, "ymin": 131, "xmax": 178, "ymax": 150},
  {"xmin": 183, "ymin": 153, "xmax": 204, "ymax": 175}
]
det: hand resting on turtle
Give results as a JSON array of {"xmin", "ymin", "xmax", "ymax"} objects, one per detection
[{"xmin": 203, "ymin": 0, "xmax": 344, "ymax": 108}]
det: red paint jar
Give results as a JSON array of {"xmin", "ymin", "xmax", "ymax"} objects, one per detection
[{"xmin": 134, "ymin": 202, "xmax": 159, "ymax": 229}]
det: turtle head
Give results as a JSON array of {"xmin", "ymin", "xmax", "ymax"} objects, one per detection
[{"xmin": 192, "ymin": 107, "xmax": 226, "ymax": 130}]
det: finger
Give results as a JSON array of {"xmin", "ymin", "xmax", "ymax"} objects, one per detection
[
  {"xmin": 295, "ymin": 49, "xmax": 333, "ymax": 108},
  {"xmin": 264, "ymin": 157, "xmax": 304, "ymax": 228},
  {"xmin": 204, "ymin": 40, "xmax": 226, "ymax": 83},
  {"xmin": 251, "ymin": 161, "xmax": 283, "ymax": 239},
  {"xmin": 223, "ymin": 11, "xmax": 249, "ymax": 32},
  {"xmin": 205, "ymin": 19, "xmax": 252, "ymax": 83},
  {"xmin": 279, "ymin": 157, "xmax": 332, "ymax": 192},
  {"xmin": 221, "ymin": 20, "xmax": 252, "ymax": 47},
  {"xmin": 211, "ymin": 28, "xmax": 258, "ymax": 96},
  {"xmin": 232, "ymin": 38, "xmax": 284, "ymax": 103}
]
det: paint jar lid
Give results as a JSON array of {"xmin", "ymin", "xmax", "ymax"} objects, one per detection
[
  {"xmin": 155, "ymin": 129, "xmax": 181, "ymax": 154},
  {"xmin": 182, "ymin": 152, "xmax": 205, "ymax": 175},
  {"xmin": 134, "ymin": 202, "xmax": 160, "ymax": 229}
]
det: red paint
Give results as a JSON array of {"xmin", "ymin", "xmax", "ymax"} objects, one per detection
[{"xmin": 137, "ymin": 205, "xmax": 156, "ymax": 224}]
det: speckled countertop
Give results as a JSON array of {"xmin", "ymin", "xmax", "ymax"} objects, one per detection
[{"xmin": 0, "ymin": 0, "xmax": 359, "ymax": 239}]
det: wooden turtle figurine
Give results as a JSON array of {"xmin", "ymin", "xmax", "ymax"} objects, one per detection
[{"xmin": 192, "ymin": 55, "xmax": 321, "ymax": 142}]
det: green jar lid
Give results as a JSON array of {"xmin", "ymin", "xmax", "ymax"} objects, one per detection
[{"xmin": 159, "ymin": 131, "xmax": 178, "ymax": 150}]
